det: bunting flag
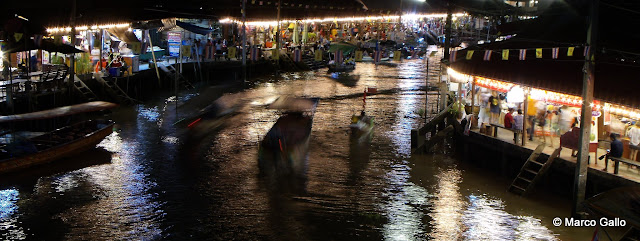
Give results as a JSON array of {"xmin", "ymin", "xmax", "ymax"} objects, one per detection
[
  {"xmin": 519, "ymin": 49, "xmax": 526, "ymax": 60},
  {"xmin": 536, "ymin": 48, "xmax": 543, "ymax": 58},
  {"xmin": 483, "ymin": 50, "xmax": 492, "ymax": 61},
  {"xmin": 314, "ymin": 49, "xmax": 322, "ymax": 61},
  {"xmin": 466, "ymin": 50, "xmax": 474, "ymax": 60},
  {"xmin": 374, "ymin": 50, "xmax": 381, "ymax": 63},
  {"xmin": 14, "ymin": 33, "xmax": 23, "ymax": 42},
  {"xmin": 551, "ymin": 47, "xmax": 559, "ymax": 59},
  {"xmin": 502, "ymin": 49, "xmax": 509, "ymax": 60},
  {"xmin": 567, "ymin": 47, "xmax": 575, "ymax": 57},
  {"xmin": 293, "ymin": 49, "xmax": 301, "ymax": 62},
  {"xmin": 335, "ymin": 51, "xmax": 343, "ymax": 63},
  {"xmin": 584, "ymin": 46, "xmax": 591, "ymax": 57},
  {"xmin": 355, "ymin": 51, "xmax": 363, "ymax": 61},
  {"xmin": 450, "ymin": 50, "xmax": 457, "ymax": 62}
]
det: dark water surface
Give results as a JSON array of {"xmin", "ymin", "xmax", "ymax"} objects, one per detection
[{"xmin": 0, "ymin": 60, "xmax": 592, "ymax": 240}]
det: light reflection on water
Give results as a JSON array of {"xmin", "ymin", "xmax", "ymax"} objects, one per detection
[{"xmin": 0, "ymin": 58, "xmax": 588, "ymax": 240}]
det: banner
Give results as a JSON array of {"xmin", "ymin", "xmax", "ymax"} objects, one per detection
[
  {"xmin": 393, "ymin": 51, "xmax": 401, "ymax": 61},
  {"xmin": 502, "ymin": 49, "xmax": 509, "ymax": 60},
  {"xmin": 354, "ymin": 51, "xmax": 363, "ymax": 61},
  {"xmin": 293, "ymin": 49, "xmax": 301, "ymax": 62},
  {"xmin": 250, "ymin": 47, "xmax": 259, "ymax": 61},
  {"xmin": 335, "ymin": 51, "xmax": 343, "ymax": 63},
  {"xmin": 584, "ymin": 46, "xmax": 590, "ymax": 57},
  {"xmin": 168, "ymin": 32, "xmax": 181, "ymax": 57},
  {"xmin": 519, "ymin": 49, "xmax": 526, "ymax": 60},
  {"xmin": 535, "ymin": 48, "xmax": 542, "ymax": 58},
  {"xmin": 314, "ymin": 50, "xmax": 322, "ymax": 61},
  {"xmin": 466, "ymin": 50, "xmax": 474, "ymax": 60},
  {"xmin": 181, "ymin": 45, "xmax": 191, "ymax": 58},
  {"xmin": 551, "ymin": 47, "xmax": 559, "ymax": 59},
  {"xmin": 373, "ymin": 50, "xmax": 381, "ymax": 63},
  {"xmin": 449, "ymin": 50, "xmax": 457, "ymax": 62},
  {"xmin": 228, "ymin": 47, "xmax": 236, "ymax": 59},
  {"xmin": 567, "ymin": 47, "xmax": 575, "ymax": 57},
  {"xmin": 483, "ymin": 50, "xmax": 492, "ymax": 61}
]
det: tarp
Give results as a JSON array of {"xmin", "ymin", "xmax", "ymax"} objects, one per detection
[
  {"xmin": 0, "ymin": 101, "xmax": 117, "ymax": 123},
  {"xmin": 585, "ymin": 187, "xmax": 640, "ymax": 229},
  {"xmin": 175, "ymin": 20, "xmax": 214, "ymax": 35},
  {"xmin": 107, "ymin": 28, "xmax": 140, "ymax": 43}
]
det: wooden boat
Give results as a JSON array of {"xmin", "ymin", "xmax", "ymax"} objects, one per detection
[
  {"xmin": 360, "ymin": 56, "xmax": 390, "ymax": 62},
  {"xmin": 175, "ymin": 95, "xmax": 240, "ymax": 143},
  {"xmin": 0, "ymin": 101, "xmax": 117, "ymax": 174},
  {"xmin": 258, "ymin": 97, "xmax": 318, "ymax": 177}
]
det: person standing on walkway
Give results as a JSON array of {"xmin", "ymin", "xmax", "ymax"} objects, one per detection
[
  {"xmin": 489, "ymin": 91, "xmax": 500, "ymax": 124},
  {"xmin": 513, "ymin": 109, "xmax": 524, "ymax": 144},
  {"xmin": 627, "ymin": 122, "xmax": 640, "ymax": 161}
]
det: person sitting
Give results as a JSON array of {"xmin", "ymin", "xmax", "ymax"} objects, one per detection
[{"xmin": 602, "ymin": 133, "xmax": 623, "ymax": 171}]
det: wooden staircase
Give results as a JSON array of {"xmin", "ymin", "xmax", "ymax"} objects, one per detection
[
  {"xmin": 159, "ymin": 64, "xmax": 195, "ymax": 90},
  {"xmin": 72, "ymin": 75, "xmax": 98, "ymax": 102},
  {"xmin": 301, "ymin": 54, "xmax": 326, "ymax": 70},
  {"xmin": 94, "ymin": 73, "xmax": 138, "ymax": 104},
  {"xmin": 509, "ymin": 144, "xmax": 562, "ymax": 196}
]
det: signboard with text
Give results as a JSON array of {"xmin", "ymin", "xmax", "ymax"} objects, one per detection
[{"xmin": 168, "ymin": 32, "xmax": 181, "ymax": 57}]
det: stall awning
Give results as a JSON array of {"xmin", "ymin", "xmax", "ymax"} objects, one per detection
[
  {"xmin": 450, "ymin": 44, "xmax": 640, "ymax": 109},
  {"xmin": 107, "ymin": 28, "xmax": 140, "ymax": 43},
  {"xmin": 175, "ymin": 21, "xmax": 213, "ymax": 35}
]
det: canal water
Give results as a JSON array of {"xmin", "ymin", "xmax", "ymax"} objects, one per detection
[{"xmin": 0, "ymin": 59, "xmax": 593, "ymax": 240}]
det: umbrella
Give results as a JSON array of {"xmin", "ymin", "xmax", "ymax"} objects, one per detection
[
  {"xmin": 1, "ymin": 39, "xmax": 84, "ymax": 54},
  {"xmin": 328, "ymin": 42, "xmax": 358, "ymax": 55}
]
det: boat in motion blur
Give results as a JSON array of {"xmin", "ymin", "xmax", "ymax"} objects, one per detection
[
  {"xmin": 258, "ymin": 97, "xmax": 318, "ymax": 178},
  {"xmin": 0, "ymin": 101, "xmax": 116, "ymax": 174},
  {"xmin": 175, "ymin": 94, "xmax": 240, "ymax": 143}
]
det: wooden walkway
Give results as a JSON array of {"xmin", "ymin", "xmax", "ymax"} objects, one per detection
[{"xmin": 476, "ymin": 127, "xmax": 640, "ymax": 184}]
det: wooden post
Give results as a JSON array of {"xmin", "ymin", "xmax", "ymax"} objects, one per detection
[
  {"xmin": 443, "ymin": 2, "xmax": 452, "ymax": 61},
  {"xmin": 471, "ymin": 77, "xmax": 476, "ymax": 116},
  {"xmin": 572, "ymin": 0, "xmax": 599, "ymax": 217},
  {"xmin": 68, "ymin": 0, "xmax": 77, "ymax": 95},
  {"xmin": 241, "ymin": 0, "xmax": 247, "ymax": 84},
  {"xmin": 147, "ymin": 31, "xmax": 161, "ymax": 86},
  {"xmin": 522, "ymin": 87, "xmax": 529, "ymax": 146}
]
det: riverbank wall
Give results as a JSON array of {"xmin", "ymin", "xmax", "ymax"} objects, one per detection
[{"xmin": 458, "ymin": 131, "xmax": 640, "ymax": 199}]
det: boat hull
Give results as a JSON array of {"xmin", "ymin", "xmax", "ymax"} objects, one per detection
[
  {"xmin": 0, "ymin": 120, "xmax": 114, "ymax": 174},
  {"xmin": 258, "ymin": 114, "xmax": 312, "ymax": 177},
  {"xmin": 328, "ymin": 64, "xmax": 355, "ymax": 72}
]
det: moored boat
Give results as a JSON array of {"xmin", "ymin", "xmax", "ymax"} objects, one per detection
[{"xmin": 0, "ymin": 101, "xmax": 117, "ymax": 174}]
